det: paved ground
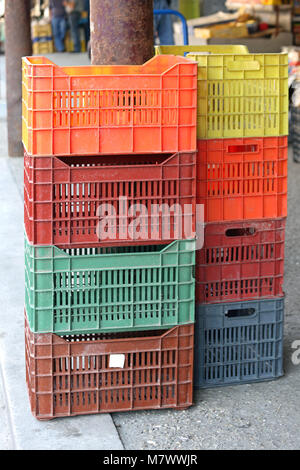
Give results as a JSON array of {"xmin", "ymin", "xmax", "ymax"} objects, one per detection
[{"xmin": 0, "ymin": 52, "xmax": 300, "ymax": 450}]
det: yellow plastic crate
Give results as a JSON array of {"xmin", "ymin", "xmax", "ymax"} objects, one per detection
[
  {"xmin": 31, "ymin": 23, "xmax": 52, "ymax": 38},
  {"xmin": 154, "ymin": 45, "xmax": 249, "ymax": 56},
  {"xmin": 187, "ymin": 52, "xmax": 288, "ymax": 138},
  {"xmin": 155, "ymin": 46, "xmax": 288, "ymax": 138},
  {"xmin": 32, "ymin": 40, "xmax": 54, "ymax": 55}
]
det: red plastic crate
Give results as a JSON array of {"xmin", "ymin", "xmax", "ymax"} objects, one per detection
[
  {"xmin": 197, "ymin": 137, "xmax": 288, "ymax": 222},
  {"xmin": 196, "ymin": 219, "xmax": 285, "ymax": 303},
  {"xmin": 25, "ymin": 312, "xmax": 194, "ymax": 420},
  {"xmin": 24, "ymin": 151, "xmax": 196, "ymax": 247},
  {"xmin": 22, "ymin": 55, "xmax": 197, "ymax": 156}
]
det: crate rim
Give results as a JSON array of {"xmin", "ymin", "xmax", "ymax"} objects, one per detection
[
  {"xmin": 28, "ymin": 322, "xmax": 191, "ymax": 346},
  {"xmin": 25, "ymin": 237, "xmax": 197, "ymax": 258},
  {"xmin": 187, "ymin": 51, "xmax": 288, "ymax": 58},
  {"xmin": 22, "ymin": 53, "xmax": 198, "ymax": 77},
  {"xmin": 24, "ymin": 150, "xmax": 196, "ymax": 167}
]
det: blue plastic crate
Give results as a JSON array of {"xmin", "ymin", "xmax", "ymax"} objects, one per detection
[{"xmin": 194, "ymin": 298, "xmax": 284, "ymax": 388}]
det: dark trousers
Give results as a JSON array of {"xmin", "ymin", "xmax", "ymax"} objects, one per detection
[
  {"xmin": 52, "ymin": 16, "xmax": 67, "ymax": 52},
  {"xmin": 68, "ymin": 11, "xmax": 81, "ymax": 52}
]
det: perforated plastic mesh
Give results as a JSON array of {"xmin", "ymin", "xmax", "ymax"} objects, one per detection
[
  {"xmin": 197, "ymin": 137, "xmax": 287, "ymax": 222},
  {"xmin": 22, "ymin": 55, "xmax": 197, "ymax": 156},
  {"xmin": 187, "ymin": 53, "xmax": 288, "ymax": 139},
  {"xmin": 24, "ymin": 151, "xmax": 196, "ymax": 247},
  {"xmin": 194, "ymin": 298, "xmax": 284, "ymax": 388},
  {"xmin": 196, "ymin": 219, "xmax": 285, "ymax": 303},
  {"xmin": 24, "ymin": 236, "xmax": 195, "ymax": 335},
  {"xmin": 25, "ymin": 314, "xmax": 194, "ymax": 420}
]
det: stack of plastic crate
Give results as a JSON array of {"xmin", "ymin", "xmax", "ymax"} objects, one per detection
[
  {"xmin": 31, "ymin": 23, "xmax": 54, "ymax": 55},
  {"xmin": 155, "ymin": 45, "xmax": 288, "ymax": 389},
  {"xmin": 22, "ymin": 54, "xmax": 198, "ymax": 419}
]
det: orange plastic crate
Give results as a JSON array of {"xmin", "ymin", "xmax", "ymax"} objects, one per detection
[
  {"xmin": 197, "ymin": 136, "xmax": 287, "ymax": 222},
  {"xmin": 22, "ymin": 55, "xmax": 197, "ymax": 156}
]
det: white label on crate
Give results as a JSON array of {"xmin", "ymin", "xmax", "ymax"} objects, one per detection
[{"xmin": 109, "ymin": 354, "xmax": 125, "ymax": 368}]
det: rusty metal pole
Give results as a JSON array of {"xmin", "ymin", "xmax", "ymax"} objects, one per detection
[
  {"xmin": 5, "ymin": 0, "xmax": 32, "ymax": 156},
  {"xmin": 90, "ymin": 0, "xmax": 154, "ymax": 65}
]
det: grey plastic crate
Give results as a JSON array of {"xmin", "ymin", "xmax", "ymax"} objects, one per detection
[{"xmin": 194, "ymin": 298, "xmax": 284, "ymax": 388}]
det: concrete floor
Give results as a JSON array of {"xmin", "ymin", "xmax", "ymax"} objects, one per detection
[{"xmin": 0, "ymin": 52, "xmax": 300, "ymax": 450}]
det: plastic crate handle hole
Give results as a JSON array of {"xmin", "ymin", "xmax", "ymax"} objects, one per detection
[
  {"xmin": 225, "ymin": 308, "xmax": 256, "ymax": 318},
  {"xmin": 225, "ymin": 227, "xmax": 256, "ymax": 237},
  {"xmin": 227, "ymin": 144, "xmax": 259, "ymax": 154},
  {"xmin": 227, "ymin": 60, "xmax": 261, "ymax": 72}
]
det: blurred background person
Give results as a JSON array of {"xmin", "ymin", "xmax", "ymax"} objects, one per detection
[
  {"xmin": 63, "ymin": 0, "xmax": 84, "ymax": 52},
  {"xmin": 50, "ymin": 0, "xmax": 67, "ymax": 52},
  {"xmin": 154, "ymin": 0, "xmax": 174, "ymax": 45},
  {"xmin": 83, "ymin": 0, "xmax": 90, "ymax": 47}
]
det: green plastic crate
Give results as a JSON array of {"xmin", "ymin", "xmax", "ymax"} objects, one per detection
[{"xmin": 25, "ymin": 236, "xmax": 195, "ymax": 335}]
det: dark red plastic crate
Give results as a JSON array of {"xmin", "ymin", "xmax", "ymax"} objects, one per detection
[
  {"xmin": 24, "ymin": 151, "xmax": 196, "ymax": 247},
  {"xmin": 25, "ymin": 312, "xmax": 194, "ymax": 420},
  {"xmin": 196, "ymin": 218, "xmax": 285, "ymax": 303},
  {"xmin": 196, "ymin": 136, "xmax": 288, "ymax": 223}
]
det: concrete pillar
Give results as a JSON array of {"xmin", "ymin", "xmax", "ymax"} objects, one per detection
[
  {"xmin": 5, "ymin": 0, "xmax": 32, "ymax": 156},
  {"xmin": 90, "ymin": 0, "xmax": 154, "ymax": 65}
]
